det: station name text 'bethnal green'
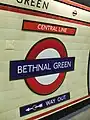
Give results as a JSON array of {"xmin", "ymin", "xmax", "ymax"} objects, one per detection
[{"xmin": 16, "ymin": 0, "xmax": 49, "ymax": 10}]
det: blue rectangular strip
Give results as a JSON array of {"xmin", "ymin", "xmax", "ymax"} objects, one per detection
[
  {"xmin": 10, "ymin": 57, "xmax": 75, "ymax": 80},
  {"xmin": 20, "ymin": 92, "xmax": 70, "ymax": 117}
]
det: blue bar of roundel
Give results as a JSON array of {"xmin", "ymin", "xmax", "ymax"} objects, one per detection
[{"xmin": 10, "ymin": 57, "xmax": 75, "ymax": 80}]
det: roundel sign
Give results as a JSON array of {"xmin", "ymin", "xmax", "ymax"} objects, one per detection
[
  {"xmin": 25, "ymin": 37, "xmax": 67, "ymax": 95},
  {"xmin": 10, "ymin": 37, "xmax": 74, "ymax": 95}
]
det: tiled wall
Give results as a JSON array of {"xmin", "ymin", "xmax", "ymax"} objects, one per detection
[{"xmin": 0, "ymin": 0, "xmax": 90, "ymax": 120}]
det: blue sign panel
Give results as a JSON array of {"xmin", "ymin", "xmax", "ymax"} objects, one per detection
[
  {"xmin": 10, "ymin": 57, "xmax": 75, "ymax": 80},
  {"xmin": 20, "ymin": 92, "xmax": 70, "ymax": 117}
]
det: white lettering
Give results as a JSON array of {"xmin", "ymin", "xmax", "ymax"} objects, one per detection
[
  {"xmin": 53, "ymin": 62, "xmax": 58, "ymax": 69},
  {"xmin": 17, "ymin": 63, "xmax": 51, "ymax": 74},
  {"xmin": 57, "ymin": 95, "xmax": 66, "ymax": 102},
  {"xmin": 23, "ymin": 65, "xmax": 28, "ymax": 73},
  {"xmin": 53, "ymin": 61, "xmax": 72, "ymax": 69},
  {"xmin": 28, "ymin": 65, "xmax": 33, "ymax": 72},
  {"xmin": 45, "ymin": 99, "xmax": 56, "ymax": 106},
  {"xmin": 38, "ymin": 24, "xmax": 41, "ymax": 29},
  {"xmin": 37, "ymin": 24, "xmax": 58, "ymax": 32},
  {"xmin": 58, "ymin": 27, "xmax": 67, "ymax": 33},
  {"xmin": 17, "ymin": 66, "xmax": 22, "ymax": 74},
  {"xmin": 38, "ymin": 64, "xmax": 44, "ymax": 71},
  {"xmin": 43, "ymin": 63, "xmax": 51, "ymax": 70},
  {"xmin": 32, "ymin": 65, "xmax": 38, "ymax": 72}
]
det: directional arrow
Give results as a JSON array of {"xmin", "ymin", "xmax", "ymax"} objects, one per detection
[{"xmin": 25, "ymin": 103, "xmax": 43, "ymax": 112}]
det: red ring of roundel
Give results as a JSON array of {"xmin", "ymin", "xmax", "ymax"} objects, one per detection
[{"xmin": 25, "ymin": 37, "xmax": 68, "ymax": 95}]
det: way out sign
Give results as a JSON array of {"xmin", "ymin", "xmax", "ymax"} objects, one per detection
[{"xmin": 10, "ymin": 38, "xmax": 75, "ymax": 95}]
